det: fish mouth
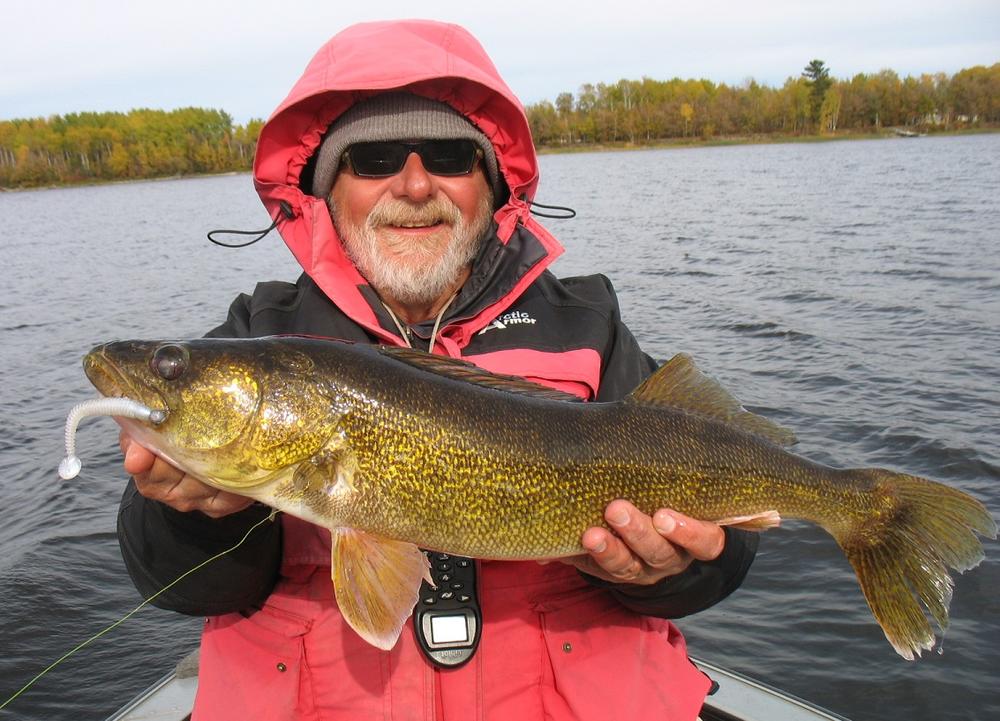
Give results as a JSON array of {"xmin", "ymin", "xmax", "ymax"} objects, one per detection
[{"xmin": 83, "ymin": 343, "xmax": 167, "ymax": 412}]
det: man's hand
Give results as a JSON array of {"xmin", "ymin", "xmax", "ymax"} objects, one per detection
[
  {"xmin": 120, "ymin": 431, "xmax": 253, "ymax": 518},
  {"xmin": 557, "ymin": 499, "xmax": 726, "ymax": 585}
]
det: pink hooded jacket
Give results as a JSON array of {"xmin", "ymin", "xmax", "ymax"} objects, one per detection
[
  {"xmin": 252, "ymin": 18, "xmax": 560, "ymax": 351},
  {"xmin": 192, "ymin": 20, "xmax": 712, "ymax": 721}
]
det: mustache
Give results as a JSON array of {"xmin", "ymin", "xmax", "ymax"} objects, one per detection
[{"xmin": 366, "ymin": 198, "xmax": 462, "ymax": 228}]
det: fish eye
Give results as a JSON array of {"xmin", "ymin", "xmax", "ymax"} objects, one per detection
[{"xmin": 150, "ymin": 344, "xmax": 189, "ymax": 381}]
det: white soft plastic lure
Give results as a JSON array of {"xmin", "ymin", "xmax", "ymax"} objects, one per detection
[{"xmin": 59, "ymin": 398, "xmax": 166, "ymax": 479}]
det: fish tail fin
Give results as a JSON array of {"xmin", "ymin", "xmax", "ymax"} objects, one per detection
[{"xmin": 832, "ymin": 468, "xmax": 995, "ymax": 660}]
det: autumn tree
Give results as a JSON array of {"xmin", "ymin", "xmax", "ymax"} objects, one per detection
[
  {"xmin": 0, "ymin": 108, "xmax": 262, "ymax": 188},
  {"xmin": 802, "ymin": 59, "xmax": 832, "ymax": 127}
]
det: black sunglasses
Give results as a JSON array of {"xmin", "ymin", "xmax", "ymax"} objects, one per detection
[{"xmin": 344, "ymin": 139, "xmax": 480, "ymax": 178}]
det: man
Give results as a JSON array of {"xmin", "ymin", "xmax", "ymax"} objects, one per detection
[{"xmin": 118, "ymin": 20, "xmax": 757, "ymax": 721}]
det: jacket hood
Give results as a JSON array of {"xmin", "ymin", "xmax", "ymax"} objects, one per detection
[{"xmin": 252, "ymin": 20, "xmax": 563, "ymax": 348}]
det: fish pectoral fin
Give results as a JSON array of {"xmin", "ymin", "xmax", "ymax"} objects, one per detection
[
  {"xmin": 292, "ymin": 444, "xmax": 359, "ymax": 496},
  {"xmin": 628, "ymin": 353, "xmax": 797, "ymax": 447},
  {"xmin": 330, "ymin": 528, "xmax": 430, "ymax": 650},
  {"xmin": 715, "ymin": 510, "xmax": 782, "ymax": 531}
]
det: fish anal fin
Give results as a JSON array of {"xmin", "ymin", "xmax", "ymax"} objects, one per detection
[
  {"xmin": 378, "ymin": 346, "xmax": 582, "ymax": 402},
  {"xmin": 716, "ymin": 510, "xmax": 782, "ymax": 531},
  {"xmin": 629, "ymin": 353, "xmax": 797, "ymax": 447},
  {"xmin": 330, "ymin": 528, "xmax": 430, "ymax": 650}
]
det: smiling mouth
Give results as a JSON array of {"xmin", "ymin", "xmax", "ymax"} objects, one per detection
[{"xmin": 386, "ymin": 220, "xmax": 445, "ymax": 229}]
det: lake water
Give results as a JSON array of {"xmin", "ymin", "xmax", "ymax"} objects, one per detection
[{"xmin": 1, "ymin": 134, "xmax": 998, "ymax": 721}]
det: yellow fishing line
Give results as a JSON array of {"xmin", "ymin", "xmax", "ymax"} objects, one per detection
[{"xmin": 0, "ymin": 510, "xmax": 278, "ymax": 711}]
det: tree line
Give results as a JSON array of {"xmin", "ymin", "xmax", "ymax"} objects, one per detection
[
  {"xmin": 0, "ymin": 108, "xmax": 262, "ymax": 188},
  {"xmin": 525, "ymin": 61, "xmax": 1000, "ymax": 146},
  {"xmin": 2, "ymin": 61, "xmax": 997, "ymax": 189}
]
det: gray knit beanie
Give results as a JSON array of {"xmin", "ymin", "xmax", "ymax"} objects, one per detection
[{"xmin": 311, "ymin": 92, "xmax": 501, "ymax": 201}]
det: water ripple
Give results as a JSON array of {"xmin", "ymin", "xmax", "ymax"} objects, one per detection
[{"xmin": 723, "ymin": 321, "xmax": 817, "ymax": 342}]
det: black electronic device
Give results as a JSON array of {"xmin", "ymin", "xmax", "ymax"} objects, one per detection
[{"xmin": 413, "ymin": 552, "xmax": 481, "ymax": 668}]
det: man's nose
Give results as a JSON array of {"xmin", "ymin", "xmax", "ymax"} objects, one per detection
[{"xmin": 391, "ymin": 151, "xmax": 434, "ymax": 202}]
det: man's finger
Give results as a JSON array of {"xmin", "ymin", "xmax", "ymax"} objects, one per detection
[
  {"xmin": 604, "ymin": 499, "xmax": 681, "ymax": 569},
  {"xmin": 581, "ymin": 527, "xmax": 644, "ymax": 582},
  {"xmin": 653, "ymin": 509, "xmax": 725, "ymax": 561},
  {"xmin": 122, "ymin": 436, "xmax": 156, "ymax": 476}
]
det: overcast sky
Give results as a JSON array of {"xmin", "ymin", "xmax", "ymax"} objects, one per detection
[{"xmin": 4, "ymin": 0, "xmax": 998, "ymax": 124}]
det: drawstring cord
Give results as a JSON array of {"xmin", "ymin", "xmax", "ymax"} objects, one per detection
[
  {"xmin": 381, "ymin": 303, "xmax": 412, "ymax": 347},
  {"xmin": 207, "ymin": 201, "xmax": 294, "ymax": 247},
  {"xmin": 205, "ymin": 197, "xmax": 575, "ymax": 249},
  {"xmin": 428, "ymin": 292, "xmax": 459, "ymax": 352},
  {"xmin": 528, "ymin": 199, "xmax": 576, "ymax": 219},
  {"xmin": 381, "ymin": 290, "xmax": 459, "ymax": 353}
]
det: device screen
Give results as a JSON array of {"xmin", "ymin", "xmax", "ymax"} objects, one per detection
[{"xmin": 430, "ymin": 615, "xmax": 469, "ymax": 644}]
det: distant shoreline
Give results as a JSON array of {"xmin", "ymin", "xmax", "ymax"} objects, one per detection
[
  {"xmin": 535, "ymin": 126, "xmax": 1000, "ymax": 156},
  {"xmin": 4, "ymin": 127, "xmax": 997, "ymax": 192},
  {"xmin": 0, "ymin": 170, "xmax": 249, "ymax": 193}
]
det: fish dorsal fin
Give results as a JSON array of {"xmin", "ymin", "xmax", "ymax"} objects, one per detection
[
  {"xmin": 629, "ymin": 353, "xmax": 797, "ymax": 447},
  {"xmin": 330, "ymin": 528, "xmax": 432, "ymax": 650},
  {"xmin": 378, "ymin": 345, "xmax": 582, "ymax": 402}
]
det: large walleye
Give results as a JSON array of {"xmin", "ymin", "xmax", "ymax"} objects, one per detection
[{"xmin": 70, "ymin": 337, "xmax": 994, "ymax": 659}]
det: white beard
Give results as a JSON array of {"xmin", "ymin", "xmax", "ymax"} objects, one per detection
[{"xmin": 333, "ymin": 191, "xmax": 493, "ymax": 306}]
